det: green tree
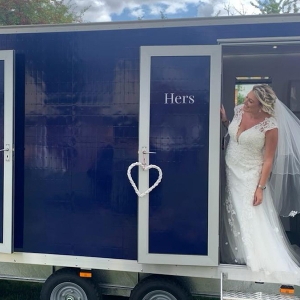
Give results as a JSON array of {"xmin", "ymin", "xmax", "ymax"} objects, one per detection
[
  {"xmin": 137, "ymin": 9, "xmax": 167, "ymax": 20},
  {"xmin": 250, "ymin": 0, "xmax": 299, "ymax": 13},
  {"xmin": 0, "ymin": 0, "xmax": 89, "ymax": 25},
  {"xmin": 236, "ymin": 85, "xmax": 246, "ymax": 105},
  {"xmin": 160, "ymin": 10, "xmax": 168, "ymax": 19},
  {"xmin": 223, "ymin": 2, "xmax": 248, "ymax": 15}
]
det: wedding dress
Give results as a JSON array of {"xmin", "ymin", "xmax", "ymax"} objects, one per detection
[{"xmin": 222, "ymin": 104, "xmax": 300, "ymax": 285}]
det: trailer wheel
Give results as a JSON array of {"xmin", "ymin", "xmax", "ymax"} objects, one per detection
[
  {"xmin": 40, "ymin": 268, "xmax": 101, "ymax": 300},
  {"xmin": 129, "ymin": 276, "xmax": 192, "ymax": 300}
]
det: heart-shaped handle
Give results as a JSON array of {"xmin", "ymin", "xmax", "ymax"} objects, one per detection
[{"xmin": 127, "ymin": 162, "xmax": 163, "ymax": 197}]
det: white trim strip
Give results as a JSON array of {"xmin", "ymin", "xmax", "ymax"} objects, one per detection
[
  {"xmin": 0, "ymin": 50, "xmax": 14, "ymax": 254},
  {"xmin": 208, "ymin": 45, "xmax": 221, "ymax": 265},
  {"xmin": 138, "ymin": 46, "xmax": 151, "ymax": 262},
  {"xmin": 0, "ymin": 14, "xmax": 299, "ymax": 34},
  {"xmin": 218, "ymin": 36, "xmax": 300, "ymax": 45},
  {"xmin": 0, "ymin": 252, "xmax": 288, "ymax": 285}
]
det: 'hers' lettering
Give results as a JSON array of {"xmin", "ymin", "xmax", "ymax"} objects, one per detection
[{"xmin": 164, "ymin": 93, "xmax": 195, "ymax": 104}]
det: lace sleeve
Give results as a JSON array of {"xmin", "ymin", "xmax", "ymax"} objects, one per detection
[
  {"xmin": 261, "ymin": 117, "xmax": 278, "ymax": 133},
  {"xmin": 233, "ymin": 104, "xmax": 243, "ymax": 121}
]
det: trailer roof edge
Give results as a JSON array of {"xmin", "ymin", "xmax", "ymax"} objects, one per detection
[{"xmin": 0, "ymin": 14, "xmax": 299, "ymax": 34}]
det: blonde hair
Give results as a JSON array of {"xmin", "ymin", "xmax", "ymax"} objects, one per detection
[{"xmin": 252, "ymin": 84, "xmax": 277, "ymax": 116}]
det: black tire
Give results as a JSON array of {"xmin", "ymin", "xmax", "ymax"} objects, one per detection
[
  {"xmin": 130, "ymin": 276, "xmax": 192, "ymax": 300},
  {"xmin": 40, "ymin": 268, "xmax": 101, "ymax": 300}
]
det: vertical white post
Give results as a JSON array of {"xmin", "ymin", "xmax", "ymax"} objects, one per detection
[{"xmin": 0, "ymin": 50, "xmax": 14, "ymax": 253}]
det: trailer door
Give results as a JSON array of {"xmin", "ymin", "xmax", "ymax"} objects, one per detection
[
  {"xmin": 137, "ymin": 46, "xmax": 221, "ymax": 266},
  {"xmin": 0, "ymin": 51, "xmax": 14, "ymax": 253}
]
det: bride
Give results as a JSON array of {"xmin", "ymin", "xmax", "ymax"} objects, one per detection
[{"xmin": 220, "ymin": 84, "xmax": 300, "ymax": 285}]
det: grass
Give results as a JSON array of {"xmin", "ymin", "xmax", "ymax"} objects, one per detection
[{"xmin": 0, "ymin": 280, "xmax": 42, "ymax": 300}]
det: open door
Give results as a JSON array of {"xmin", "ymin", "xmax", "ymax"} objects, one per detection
[
  {"xmin": 138, "ymin": 46, "xmax": 221, "ymax": 266},
  {"xmin": 0, "ymin": 50, "xmax": 14, "ymax": 253}
]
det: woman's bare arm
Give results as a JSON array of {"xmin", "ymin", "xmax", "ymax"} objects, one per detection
[
  {"xmin": 253, "ymin": 128, "xmax": 278, "ymax": 206},
  {"xmin": 259, "ymin": 128, "xmax": 278, "ymax": 186}
]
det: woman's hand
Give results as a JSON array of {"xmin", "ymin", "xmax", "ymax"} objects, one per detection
[
  {"xmin": 220, "ymin": 105, "xmax": 230, "ymax": 128},
  {"xmin": 220, "ymin": 104, "xmax": 227, "ymax": 122},
  {"xmin": 253, "ymin": 188, "xmax": 263, "ymax": 206}
]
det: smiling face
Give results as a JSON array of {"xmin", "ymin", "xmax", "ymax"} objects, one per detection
[{"xmin": 243, "ymin": 90, "xmax": 262, "ymax": 114}]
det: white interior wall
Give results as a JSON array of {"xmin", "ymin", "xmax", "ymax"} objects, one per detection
[{"xmin": 222, "ymin": 53, "xmax": 300, "ymax": 119}]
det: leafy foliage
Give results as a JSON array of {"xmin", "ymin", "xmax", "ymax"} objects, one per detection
[
  {"xmin": 250, "ymin": 0, "xmax": 299, "ymax": 14},
  {"xmin": 160, "ymin": 10, "xmax": 168, "ymax": 19},
  {"xmin": 0, "ymin": 0, "xmax": 88, "ymax": 25},
  {"xmin": 236, "ymin": 85, "xmax": 246, "ymax": 105}
]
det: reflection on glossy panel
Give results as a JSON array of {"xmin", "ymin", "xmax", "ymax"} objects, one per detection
[
  {"xmin": 15, "ymin": 32, "xmax": 140, "ymax": 259},
  {"xmin": 1, "ymin": 21, "xmax": 299, "ymax": 259},
  {"xmin": 149, "ymin": 56, "xmax": 210, "ymax": 256}
]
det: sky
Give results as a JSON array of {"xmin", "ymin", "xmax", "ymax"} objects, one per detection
[{"xmin": 73, "ymin": 0, "xmax": 260, "ymax": 23}]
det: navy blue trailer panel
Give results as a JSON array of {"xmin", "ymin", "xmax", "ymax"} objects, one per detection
[{"xmin": 149, "ymin": 55, "xmax": 210, "ymax": 256}]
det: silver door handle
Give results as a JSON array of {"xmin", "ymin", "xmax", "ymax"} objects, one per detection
[
  {"xmin": 142, "ymin": 151, "xmax": 156, "ymax": 154},
  {"xmin": 0, "ymin": 145, "xmax": 10, "ymax": 161}
]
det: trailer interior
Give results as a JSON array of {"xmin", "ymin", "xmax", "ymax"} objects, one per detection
[{"xmin": 221, "ymin": 42, "xmax": 300, "ymax": 264}]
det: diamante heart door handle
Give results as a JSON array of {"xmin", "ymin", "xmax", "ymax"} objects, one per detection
[{"xmin": 127, "ymin": 162, "xmax": 163, "ymax": 197}]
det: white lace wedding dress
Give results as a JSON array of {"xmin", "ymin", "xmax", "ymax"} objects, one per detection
[{"xmin": 222, "ymin": 104, "xmax": 300, "ymax": 285}]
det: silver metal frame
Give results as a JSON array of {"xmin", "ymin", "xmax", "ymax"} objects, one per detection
[
  {"xmin": 218, "ymin": 36, "xmax": 300, "ymax": 46},
  {"xmin": 0, "ymin": 14, "xmax": 299, "ymax": 34},
  {"xmin": 138, "ymin": 45, "xmax": 221, "ymax": 266},
  {"xmin": 0, "ymin": 252, "xmax": 291, "ymax": 286},
  {"xmin": 0, "ymin": 50, "xmax": 14, "ymax": 253}
]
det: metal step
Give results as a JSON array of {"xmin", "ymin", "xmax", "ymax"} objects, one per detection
[
  {"xmin": 220, "ymin": 272, "xmax": 299, "ymax": 300},
  {"xmin": 223, "ymin": 291, "xmax": 300, "ymax": 300}
]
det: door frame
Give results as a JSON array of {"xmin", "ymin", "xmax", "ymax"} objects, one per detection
[
  {"xmin": 0, "ymin": 50, "xmax": 14, "ymax": 253},
  {"xmin": 219, "ymin": 37, "xmax": 300, "ymax": 256},
  {"xmin": 138, "ymin": 45, "xmax": 221, "ymax": 266}
]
